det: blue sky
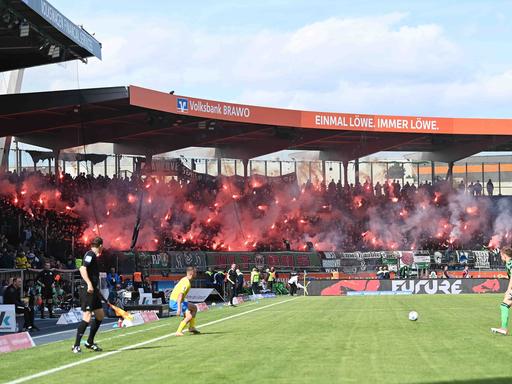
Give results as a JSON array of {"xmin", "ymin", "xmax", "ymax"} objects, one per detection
[{"xmin": 8, "ymin": 0, "xmax": 512, "ymax": 118}]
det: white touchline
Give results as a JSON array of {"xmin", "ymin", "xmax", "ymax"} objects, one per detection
[
  {"xmin": 32, "ymin": 301, "xmax": 259, "ymax": 344},
  {"xmin": 32, "ymin": 323, "xmax": 115, "ymax": 340},
  {"xmin": 5, "ymin": 297, "xmax": 300, "ymax": 384}
]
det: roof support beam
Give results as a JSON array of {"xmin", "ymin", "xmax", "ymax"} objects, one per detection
[
  {"xmin": 319, "ymin": 134, "xmax": 422, "ymax": 161},
  {"xmin": 406, "ymin": 136, "xmax": 505, "ymax": 163}
]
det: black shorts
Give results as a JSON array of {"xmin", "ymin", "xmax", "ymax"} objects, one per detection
[
  {"xmin": 79, "ymin": 287, "xmax": 103, "ymax": 312},
  {"xmin": 41, "ymin": 288, "xmax": 53, "ymax": 300}
]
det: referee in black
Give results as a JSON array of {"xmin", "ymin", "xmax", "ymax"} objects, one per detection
[
  {"xmin": 72, "ymin": 237, "xmax": 105, "ymax": 353},
  {"xmin": 227, "ymin": 263, "xmax": 237, "ymax": 306}
]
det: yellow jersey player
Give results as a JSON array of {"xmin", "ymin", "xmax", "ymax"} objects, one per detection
[
  {"xmin": 492, "ymin": 247, "xmax": 512, "ymax": 336},
  {"xmin": 169, "ymin": 266, "xmax": 200, "ymax": 336}
]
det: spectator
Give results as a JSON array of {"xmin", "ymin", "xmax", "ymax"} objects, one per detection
[
  {"xmin": 214, "ymin": 270, "xmax": 225, "ymax": 297},
  {"xmin": 474, "ymin": 180, "xmax": 483, "ymax": 196},
  {"xmin": 205, "ymin": 267, "xmax": 215, "ymax": 288},
  {"xmin": 37, "ymin": 262, "xmax": 56, "ymax": 318},
  {"xmin": 26, "ymin": 279, "xmax": 37, "ymax": 326},
  {"xmin": 250, "ymin": 267, "xmax": 260, "ymax": 295},
  {"xmin": 133, "ymin": 271, "xmax": 143, "ymax": 290},
  {"xmin": 236, "ymin": 268, "xmax": 244, "ymax": 293},
  {"xmin": 486, "ymin": 179, "xmax": 494, "ymax": 196},
  {"xmin": 142, "ymin": 276, "xmax": 166, "ymax": 304},
  {"xmin": 106, "ymin": 267, "xmax": 121, "ymax": 291},
  {"xmin": 382, "ymin": 265, "xmax": 390, "ymax": 279},
  {"xmin": 0, "ymin": 248, "xmax": 13, "ymax": 268},
  {"xmin": 65, "ymin": 255, "xmax": 76, "ymax": 270},
  {"xmin": 443, "ymin": 265, "xmax": 451, "ymax": 279},
  {"xmin": 15, "ymin": 251, "xmax": 30, "ymax": 269},
  {"xmin": 267, "ymin": 267, "xmax": 276, "ymax": 292},
  {"xmin": 398, "ymin": 265, "xmax": 409, "ymax": 279},
  {"xmin": 26, "ymin": 249, "xmax": 40, "ymax": 269},
  {"xmin": 468, "ymin": 182, "xmax": 474, "ymax": 196},
  {"xmin": 462, "ymin": 265, "xmax": 470, "ymax": 278},
  {"xmin": 3, "ymin": 277, "xmax": 37, "ymax": 331},
  {"xmin": 288, "ymin": 272, "xmax": 298, "ymax": 296}
]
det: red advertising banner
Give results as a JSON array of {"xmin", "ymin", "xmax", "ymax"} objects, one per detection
[
  {"xmin": 0, "ymin": 332, "xmax": 35, "ymax": 354},
  {"xmin": 130, "ymin": 86, "xmax": 512, "ymax": 136},
  {"xmin": 141, "ymin": 311, "xmax": 160, "ymax": 323},
  {"xmin": 308, "ymin": 278, "xmax": 508, "ymax": 296}
]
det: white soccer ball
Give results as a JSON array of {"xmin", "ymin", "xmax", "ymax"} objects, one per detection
[
  {"xmin": 211, "ymin": 302, "xmax": 216, "ymax": 306},
  {"xmin": 408, "ymin": 311, "xmax": 418, "ymax": 321}
]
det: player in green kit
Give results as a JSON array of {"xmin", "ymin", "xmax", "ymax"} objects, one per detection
[{"xmin": 491, "ymin": 247, "xmax": 512, "ymax": 335}]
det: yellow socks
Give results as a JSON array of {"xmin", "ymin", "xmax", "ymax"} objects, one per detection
[{"xmin": 177, "ymin": 320, "xmax": 188, "ymax": 333}]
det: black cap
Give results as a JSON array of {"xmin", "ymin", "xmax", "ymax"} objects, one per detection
[{"xmin": 91, "ymin": 237, "xmax": 103, "ymax": 248}]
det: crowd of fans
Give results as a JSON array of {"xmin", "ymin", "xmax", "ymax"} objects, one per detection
[{"xmin": 0, "ymin": 169, "xmax": 504, "ymax": 271}]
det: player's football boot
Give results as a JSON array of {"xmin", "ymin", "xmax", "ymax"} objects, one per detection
[
  {"xmin": 491, "ymin": 327, "xmax": 509, "ymax": 336},
  {"xmin": 72, "ymin": 346, "xmax": 82, "ymax": 354},
  {"xmin": 84, "ymin": 342, "xmax": 103, "ymax": 351}
]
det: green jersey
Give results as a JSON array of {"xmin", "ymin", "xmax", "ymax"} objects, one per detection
[{"xmin": 506, "ymin": 260, "xmax": 512, "ymax": 278}]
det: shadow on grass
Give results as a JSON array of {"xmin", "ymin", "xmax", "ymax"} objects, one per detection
[{"xmin": 420, "ymin": 378, "xmax": 512, "ymax": 384}]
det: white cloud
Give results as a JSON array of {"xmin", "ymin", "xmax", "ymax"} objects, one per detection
[
  {"xmin": 19, "ymin": 12, "xmax": 512, "ymax": 118},
  {"xmin": 239, "ymin": 70, "xmax": 512, "ymax": 117}
]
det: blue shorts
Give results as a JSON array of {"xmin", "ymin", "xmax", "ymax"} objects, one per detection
[{"xmin": 169, "ymin": 300, "xmax": 188, "ymax": 316}]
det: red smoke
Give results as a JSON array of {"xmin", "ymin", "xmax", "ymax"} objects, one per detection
[{"xmin": 0, "ymin": 173, "xmax": 509, "ymax": 252}]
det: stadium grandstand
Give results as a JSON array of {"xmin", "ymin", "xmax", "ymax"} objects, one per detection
[
  {"xmin": 1, "ymin": 83, "xmax": 512, "ymax": 289},
  {"xmin": 2, "ymin": 2, "xmax": 512, "ymax": 383}
]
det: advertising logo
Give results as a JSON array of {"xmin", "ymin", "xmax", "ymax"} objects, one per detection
[
  {"xmin": 0, "ymin": 311, "xmax": 11, "ymax": 329},
  {"xmin": 472, "ymin": 279, "xmax": 500, "ymax": 293},
  {"xmin": 392, "ymin": 279, "xmax": 462, "ymax": 294},
  {"xmin": 177, "ymin": 97, "xmax": 189, "ymax": 113}
]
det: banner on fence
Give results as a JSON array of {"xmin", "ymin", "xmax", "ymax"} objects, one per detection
[
  {"xmin": 136, "ymin": 251, "xmax": 207, "ymax": 270},
  {"xmin": 474, "ymin": 251, "xmax": 491, "ymax": 269},
  {"xmin": 206, "ymin": 252, "xmax": 321, "ymax": 270},
  {"xmin": 115, "ymin": 249, "xmax": 502, "ymax": 274},
  {"xmin": 0, "ymin": 332, "xmax": 35, "ymax": 354},
  {"xmin": 308, "ymin": 278, "xmax": 507, "ymax": 296},
  {"xmin": 0, "ymin": 305, "xmax": 16, "ymax": 333}
]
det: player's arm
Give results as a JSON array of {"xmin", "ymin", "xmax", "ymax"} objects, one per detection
[
  {"xmin": 176, "ymin": 292, "xmax": 183, "ymax": 316},
  {"xmin": 79, "ymin": 266, "xmax": 94, "ymax": 293},
  {"xmin": 227, "ymin": 274, "xmax": 235, "ymax": 285}
]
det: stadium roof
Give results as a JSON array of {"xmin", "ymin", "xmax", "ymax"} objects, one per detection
[
  {"xmin": 0, "ymin": 0, "xmax": 101, "ymax": 72},
  {"xmin": 1, "ymin": 85, "xmax": 512, "ymax": 161}
]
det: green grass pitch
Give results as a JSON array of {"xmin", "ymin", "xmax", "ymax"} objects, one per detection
[{"xmin": 1, "ymin": 295, "xmax": 512, "ymax": 384}]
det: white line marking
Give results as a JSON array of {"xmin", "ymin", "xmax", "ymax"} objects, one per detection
[
  {"xmin": 5, "ymin": 298, "xmax": 299, "ymax": 384},
  {"xmin": 32, "ymin": 323, "xmax": 115, "ymax": 340},
  {"xmin": 33, "ymin": 301, "xmax": 259, "ymax": 344}
]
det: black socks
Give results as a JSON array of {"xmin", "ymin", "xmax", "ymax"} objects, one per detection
[
  {"xmin": 74, "ymin": 320, "xmax": 89, "ymax": 347},
  {"xmin": 87, "ymin": 319, "xmax": 102, "ymax": 344}
]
